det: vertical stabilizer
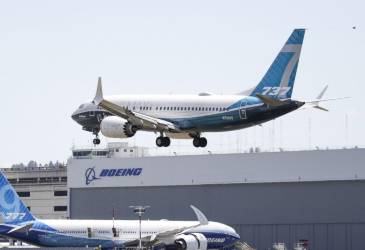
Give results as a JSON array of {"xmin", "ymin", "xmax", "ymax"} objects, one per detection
[
  {"xmin": 0, "ymin": 171, "xmax": 35, "ymax": 225},
  {"xmin": 249, "ymin": 29, "xmax": 305, "ymax": 99}
]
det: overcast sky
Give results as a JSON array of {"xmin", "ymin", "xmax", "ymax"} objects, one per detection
[{"xmin": 0, "ymin": 0, "xmax": 363, "ymax": 167}]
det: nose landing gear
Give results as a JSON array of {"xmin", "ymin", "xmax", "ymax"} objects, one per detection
[
  {"xmin": 93, "ymin": 138, "xmax": 101, "ymax": 145},
  {"xmin": 93, "ymin": 131, "xmax": 101, "ymax": 145}
]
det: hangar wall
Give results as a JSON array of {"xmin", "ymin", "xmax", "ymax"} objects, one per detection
[
  {"xmin": 70, "ymin": 180, "xmax": 365, "ymax": 250},
  {"xmin": 68, "ymin": 148, "xmax": 365, "ymax": 250}
]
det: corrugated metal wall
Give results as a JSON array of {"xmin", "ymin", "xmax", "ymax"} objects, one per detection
[{"xmin": 70, "ymin": 180, "xmax": 365, "ymax": 250}]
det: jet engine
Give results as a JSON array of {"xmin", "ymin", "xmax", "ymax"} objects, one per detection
[
  {"xmin": 174, "ymin": 233, "xmax": 208, "ymax": 250},
  {"xmin": 100, "ymin": 116, "xmax": 137, "ymax": 138}
]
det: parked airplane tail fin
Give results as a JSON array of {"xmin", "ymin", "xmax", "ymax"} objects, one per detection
[
  {"xmin": 249, "ymin": 29, "xmax": 305, "ymax": 99},
  {"xmin": 0, "ymin": 171, "xmax": 35, "ymax": 225}
]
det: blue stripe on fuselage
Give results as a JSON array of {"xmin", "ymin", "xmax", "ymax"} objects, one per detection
[
  {"xmin": 167, "ymin": 99, "xmax": 301, "ymax": 132},
  {"xmin": 0, "ymin": 224, "xmax": 121, "ymax": 248}
]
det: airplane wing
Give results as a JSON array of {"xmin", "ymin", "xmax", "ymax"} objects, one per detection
[
  {"xmin": 93, "ymin": 77, "xmax": 179, "ymax": 132},
  {"xmin": 123, "ymin": 205, "xmax": 209, "ymax": 247}
]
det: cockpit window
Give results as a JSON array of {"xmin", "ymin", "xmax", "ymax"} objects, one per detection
[{"xmin": 79, "ymin": 104, "xmax": 85, "ymax": 109}]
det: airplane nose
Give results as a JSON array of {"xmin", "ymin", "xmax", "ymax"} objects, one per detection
[{"xmin": 71, "ymin": 110, "xmax": 80, "ymax": 122}]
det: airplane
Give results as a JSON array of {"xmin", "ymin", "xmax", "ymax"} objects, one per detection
[
  {"xmin": 0, "ymin": 170, "xmax": 243, "ymax": 249},
  {"xmin": 72, "ymin": 29, "xmax": 339, "ymax": 148}
]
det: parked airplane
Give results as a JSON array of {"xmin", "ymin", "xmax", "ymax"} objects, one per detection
[
  {"xmin": 0, "ymin": 171, "xmax": 242, "ymax": 249},
  {"xmin": 72, "ymin": 29, "xmax": 336, "ymax": 147}
]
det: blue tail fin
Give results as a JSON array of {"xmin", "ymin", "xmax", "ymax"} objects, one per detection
[
  {"xmin": 0, "ymin": 171, "xmax": 35, "ymax": 225},
  {"xmin": 250, "ymin": 29, "xmax": 305, "ymax": 99}
]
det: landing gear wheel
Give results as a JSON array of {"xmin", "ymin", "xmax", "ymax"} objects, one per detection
[
  {"xmin": 93, "ymin": 138, "xmax": 101, "ymax": 145},
  {"xmin": 156, "ymin": 136, "xmax": 164, "ymax": 147},
  {"xmin": 193, "ymin": 137, "xmax": 207, "ymax": 147},
  {"xmin": 156, "ymin": 136, "xmax": 171, "ymax": 147},
  {"xmin": 193, "ymin": 138, "xmax": 201, "ymax": 147},
  {"xmin": 162, "ymin": 137, "xmax": 171, "ymax": 147},
  {"xmin": 199, "ymin": 137, "xmax": 207, "ymax": 147}
]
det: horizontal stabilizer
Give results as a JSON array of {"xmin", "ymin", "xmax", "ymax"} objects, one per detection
[
  {"xmin": 313, "ymin": 105, "xmax": 329, "ymax": 112},
  {"xmin": 256, "ymin": 94, "xmax": 286, "ymax": 106},
  {"xmin": 8, "ymin": 222, "xmax": 34, "ymax": 234}
]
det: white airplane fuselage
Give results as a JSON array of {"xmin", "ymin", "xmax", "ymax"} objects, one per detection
[{"xmin": 71, "ymin": 29, "xmax": 306, "ymax": 147}]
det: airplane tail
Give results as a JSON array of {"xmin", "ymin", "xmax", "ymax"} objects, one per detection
[
  {"xmin": 0, "ymin": 171, "xmax": 35, "ymax": 225},
  {"xmin": 248, "ymin": 29, "xmax": 305, "ymax": 99}
]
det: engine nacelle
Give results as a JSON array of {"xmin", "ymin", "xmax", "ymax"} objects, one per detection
[
  {"xmin": 100, "ymin": 116, "xmax": 137, "ymax": 138},
  {"xmin": 174, "ymin": 233, "xmax": 208, "ymax": 250}
]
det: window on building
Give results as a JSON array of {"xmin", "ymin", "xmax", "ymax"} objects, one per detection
[
  {"xmin": 54, "ymin": 206, "xmax": 68, "ymax": 212},
  {"xmin": 61, "ymin": 177, "xmax": 67, "ymax": 182},
  {"xmin": 17, "ymin": 191, "xmax": 30, "ymax": 197},
  {"xmin": 18, "ymin": 178, "xmax": 38, "ymax": 184},
  {"xmin": 8, "ymin": 178, "xmax": 17, "ymax": 184},
  {"xmin": 54, "ymin": 190, "xmax": 68, "ymax": 197}
]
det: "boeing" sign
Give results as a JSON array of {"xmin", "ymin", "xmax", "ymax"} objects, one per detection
[{"xmin": 85, "ymin": 167, "xmax": 143, "ymax": 185}]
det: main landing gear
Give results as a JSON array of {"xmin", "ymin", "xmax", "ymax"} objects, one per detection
[
  {"xmin": 193, "ymin": 137, "xmax": 207, "ymax": 148},
  {"xmin": 156, "ymin": 136, "xmax": 171, "ymax": 147}
]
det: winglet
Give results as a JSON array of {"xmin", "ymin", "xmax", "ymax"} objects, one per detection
[
  {"xmin": 190, "ymin": 205, "xmax": 208, "ymax": 225},
  {"xmin": 316, "ymin": 85, "xmax": 328, "ymax": 99},
  {"xmin": 93, "ymin": 77, "xmax": 104, "ymax": 105},
  {"xmin": 313, "ymin": 85, "xmax": 329, "ymax": 111}
]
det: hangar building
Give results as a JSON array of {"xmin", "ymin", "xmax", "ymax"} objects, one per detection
[{"xmin": 67, "ymin": 144, "xmax": 365, "ymax": 250}]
